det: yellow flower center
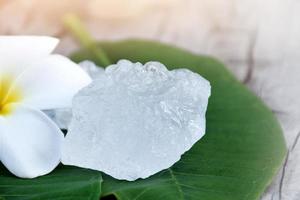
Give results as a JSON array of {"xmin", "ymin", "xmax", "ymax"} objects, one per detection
[{"xmin": 0, "ymin": 76, "xmax": 22, "ymax": 115}]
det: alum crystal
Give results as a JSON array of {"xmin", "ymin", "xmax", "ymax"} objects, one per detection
[
  {"xmin": 62, "ymin": 59, "xmax": 211, "ymax": 181},
  {"xmin": 46, "ymin": 61, "xmax": 105, "ymax": 129}
]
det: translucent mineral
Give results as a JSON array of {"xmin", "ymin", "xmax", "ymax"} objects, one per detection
[
  {"xmin": 45, "ymin": 61, "xmax": 104, "ymax": 129},
  {"xmin": 45, "ymin": 108, "xmax": 73, "ymax": 130},
  {"xmin": 78, "ymin": 60, "xmax": 105, "ymax": 80},
  {"xmin": 62, "ymin": 59, "xmax": 211, "ymax": 181}
]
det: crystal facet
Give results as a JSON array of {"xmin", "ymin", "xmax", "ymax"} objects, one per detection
[{"xmin": 62, "ymin": 59, "xmax": 211, "ymax": 181}]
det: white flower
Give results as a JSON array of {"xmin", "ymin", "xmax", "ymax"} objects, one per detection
[{"xmin": 0, "ymin": 36, "xmax": 91, "ymax": 178}]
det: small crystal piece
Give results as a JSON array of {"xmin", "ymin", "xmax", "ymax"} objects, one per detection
[{"xmin": 46, "ymin": 61, "xmax": 104, "ymax": 129}]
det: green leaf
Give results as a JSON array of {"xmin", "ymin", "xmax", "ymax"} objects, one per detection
[
  {"xmin": 0, "ymin": 40, "xmax": 286, "ymax": 200},
  {"xmin": 72, "ymin": 40, "xmax": 287, "ymax": 200},
  {"xmin": 0, "ymin": 165, "xmax": 102, "ymax": 200}
]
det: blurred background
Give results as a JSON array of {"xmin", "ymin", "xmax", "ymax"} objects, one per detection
[{"xmin": 0, "ymin": 0, "xmax": 299, "ymax": 199}]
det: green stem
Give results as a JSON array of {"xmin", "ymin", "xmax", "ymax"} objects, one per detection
[{"xmin": 63, "ymin": 14, "xmax": 111, "ymax": 66}]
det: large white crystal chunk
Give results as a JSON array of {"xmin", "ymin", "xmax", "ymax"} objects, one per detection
[{"xmin": 62, "ymin": 59, "xmax": 211, "ymax": 181}]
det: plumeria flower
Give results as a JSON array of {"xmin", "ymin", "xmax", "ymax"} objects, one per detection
[{"xmin": 0, "ymin": 36, "xmax": 91, "ymax": 178}]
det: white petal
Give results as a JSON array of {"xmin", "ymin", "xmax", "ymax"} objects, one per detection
[
  {"xmin": 0, "ymin": 103, "xmax": 64, "ymax": 178},
  {"xmin": 0, "ymin": 36, "xmax": 59, "ymax": 76},
  {"xmin": 10, "ymin": 55, "xmax": 92, "ymax": 110}
]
